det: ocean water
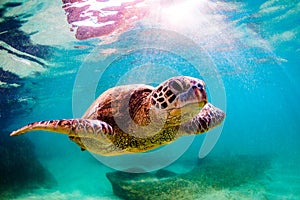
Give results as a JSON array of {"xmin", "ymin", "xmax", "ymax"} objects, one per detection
[{"xmin": 0, "ymin": 0, "xmax": 299, "ymax": 199}]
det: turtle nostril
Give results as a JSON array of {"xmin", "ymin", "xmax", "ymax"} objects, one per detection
[
  {"xmin": 192, "ymin": 84, "xmax": 203, "ymax": 91},
  {"xmin": 197, "ymin": 83, "xmax": 203, "ymax": 91}
]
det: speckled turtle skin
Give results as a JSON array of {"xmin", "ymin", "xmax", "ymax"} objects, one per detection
[{"xmin": 10, "ymin": 76, "xmax": 225, "ymax": 156}]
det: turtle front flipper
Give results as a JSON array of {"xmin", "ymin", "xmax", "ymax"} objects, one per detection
[
  {"xmin": 10, "ymin": 119, "xmax": 113, "ymax": 137},
  {"xmin": 10, "ymin": 119, "xmax": 114, "ymax": 151},
  {"xmin": 179, "ymin": 103, "xmax": 225, "ymax": 135}
]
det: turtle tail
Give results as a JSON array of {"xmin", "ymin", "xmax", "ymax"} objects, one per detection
[{"xmin": 10, "ymin": 119, "xmax": 113, "ymax": 137}]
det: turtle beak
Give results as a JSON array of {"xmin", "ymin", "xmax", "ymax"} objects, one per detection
[
  {"xmin": 193, "ymin": 85, "xmax": 207, "ymax": 107},
  {"xmin": 176, "ymin": 85, "xmax": 207, "ymax": 109}
]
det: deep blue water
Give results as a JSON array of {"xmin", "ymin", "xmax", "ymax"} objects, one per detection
[{"xmin": 0, "ymin": 0, "xmax": 299, "ymax": 199}]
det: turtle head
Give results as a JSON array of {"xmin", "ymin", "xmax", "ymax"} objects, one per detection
[{"xmin": 150, "ymin": 76, "xmax": 208, "ymax": 123}]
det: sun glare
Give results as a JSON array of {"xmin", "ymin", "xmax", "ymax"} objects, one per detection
[{"xmin": 161, "ymin": 0, "xmax": 203, "ymax": 29}]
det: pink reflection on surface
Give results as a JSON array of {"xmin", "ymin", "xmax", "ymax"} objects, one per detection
[{"xmin": 62, "ymin": 0, "xmax": 149, "ymax": 40}]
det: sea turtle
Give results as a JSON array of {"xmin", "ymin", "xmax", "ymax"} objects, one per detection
[{"xmin": 10, "ymin": 76, "xmax": 225, "ymax": 156}]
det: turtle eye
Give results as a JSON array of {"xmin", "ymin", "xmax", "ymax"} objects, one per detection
[{"xmin": 169, "ymin": 80, "xmax": 184, "ymax": 92}]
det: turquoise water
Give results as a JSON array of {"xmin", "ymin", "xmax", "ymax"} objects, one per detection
[{"xmin": 0, "ymin": 0, "xmax": 299, "ymax": 199}]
